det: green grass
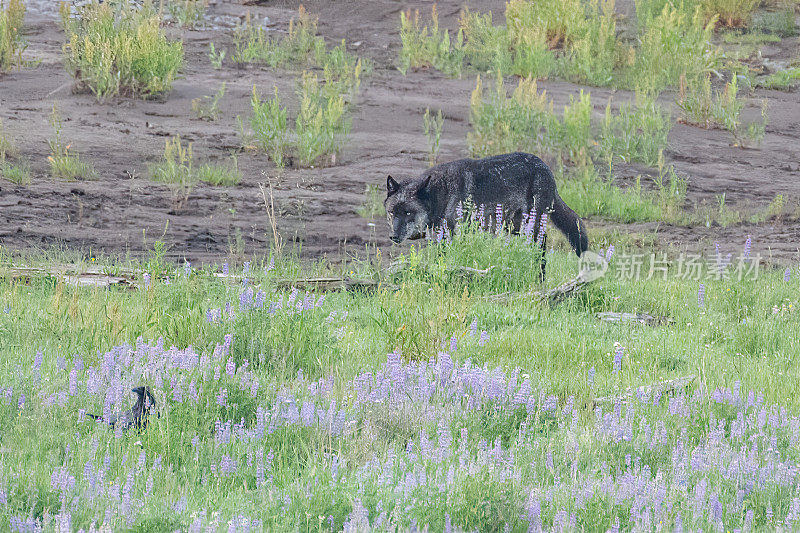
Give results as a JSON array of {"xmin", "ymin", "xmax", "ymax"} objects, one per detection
[
  {"xmin": 1, "ymin": 158, "xmax": 31, "ymax": 185},
  {"xmin": 678, "ymin": 74, "xmax": 769, "ymax": 146},
  {"xmin": 1, "ymin": 224, "xmax": 799, "ymax": 530},
  {"xmin": 598, "ymin": 93, "xmax": 672, "ymax": 166},
  {"xmin": 759, "ymin": 67, "xmax": 800, "ymax": 90},
  {"xmin": 150, "ymin": 136, "xmax": 240, "ymax": 209},
  {"xmin": 398, "ymin": 5, "xmax": 464, "ymax": 76},
  {"xmin": 47, "ymin": 106, "xmax": 96, "ymax": 181},
  {"xmin": 191, "ymin": 83, "xmax": 226, "ymax": 121},
  {"xmin": 355, "ymin": 183, "xmax": 386, "ymax": 219},
  {"xmin": 397, "ymin": 0, "xmax": 721, "ymax": 92},
  {"xmin": 0, "ymin": 0, "xmax": 25, "ymax": 71},
  {"xmin": 165, "ymin": 0, "xmax": 207, "ymax": 28},
  {"xmin": 247, "ymin": 69, "xmax": 355, "ymax": 169},
  {"xmin": 61, "ymin": 0, "xmax": 183, "ymax": 101}
]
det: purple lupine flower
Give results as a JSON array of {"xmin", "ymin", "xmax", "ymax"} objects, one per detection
[
  {"xmin": 33, "ymin": 351, "xmax": 43, "ymax": 371},
  {"xmin": 495, "ymin": 203, "xmax": 503, "ymax": 233},
  {"xmin": 698, "ymin": 283, "xmax": 705, "ymax": 308},
  {"xmin": 266, "ymin": 256, "xmax": 275, "ymax": 273},
  {"xmin": 784, "ymin": 267, "xmax": 791, "ymax": 282},
  {"xmin": 172, "ymin": 377, "xmax": 183, "ymax": 403},
  {"xmin": 217, "ymin": 388, "xmax": 228, "ymax": 407},
  {"xmin": 254, "ymin": 290, "xmax": 266, "ymax": 309},
  {"xmin": 243, "ymin": 261, "xmax": 250, "ymax": 275},
  {"xmin": 469, "ymin": 318, "xmax": 478, "ymax": 336},
  {"xmin": 588, "ymin": 366, "xmax": 595, "ymax": 387},
  {"xmin": 605, "ymin": 245, "xmax": 615, "ymax": 261},
  {"xmin": 743, "ymin": 236, "xmax": 751, "ymax": 258},
  {"xmin": 17, "ymin": 393, "xmax": 25, "ymax": 410},
  {"xmin": 143, "ymin": 273, "xmax": 151, "ymax": 289},
  {"xmin": 184, "ymin": 262, "xmax": 191, "ymax": 277},
  {"xmin": 223, "ymin": 263, "xmax": 229, "ymax": 276},
  {"xmin": 455, "ymin": 202, "xmax": 463, "ymax": 221},
  {"xmin": 536, "ymin": 213, "xmax": 548, "ymax": 244},
  {"xmin": 478, "ymin": 330, "xmax": 489, "ymax": 347},
  {"xmin": 226, "ymin": 358, "xmax": 236, "ymax": 377},
  {"xmin": 612, "ymin": 344, "xmax": 624, "ymax": 374}
]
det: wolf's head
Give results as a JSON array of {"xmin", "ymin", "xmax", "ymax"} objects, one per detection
[
  {"xmin": 384, "ymin": 175, "xmax": 432, "ymax": 243},
  {"xmin": 132, "ymin": 386, "xmax": 156, "ymax": 412}
]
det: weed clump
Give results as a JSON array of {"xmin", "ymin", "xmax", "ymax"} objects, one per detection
[
  {"xmin": 0, "ymin": 0, "xmax": 25, "ymax": 71},
  {"xmin": 47, "ymin": 106, "xmax": 96, "ymax": 181},
  {"xmin": 61, "ymin": 1, "xmax": 183, "ymax": 101},
  {"xmin": 150, "ymin": 136, "xmax": 240, "ymax": 209}
]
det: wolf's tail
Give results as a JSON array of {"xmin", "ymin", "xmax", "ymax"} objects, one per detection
[{"xmin": 550, "ymin": 195, "xmax": 588, "ymax": 257}]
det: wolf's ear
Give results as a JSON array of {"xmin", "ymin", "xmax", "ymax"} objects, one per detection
[
  {"xmin": 418, "ymin": 175, "xmax": 431, "ymax": 192},
  {"xmin": 387, "ymin": 175, "xmax": 400, "ymax": 196}
]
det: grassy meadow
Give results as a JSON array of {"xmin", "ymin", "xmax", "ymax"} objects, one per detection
[
  {"xmin": 1, "ymin": 226, "xmax": 800, "ymax": 531},
  {"xmin": 1, "ymin": 0, "xmax": 800, "ymax": 530}
]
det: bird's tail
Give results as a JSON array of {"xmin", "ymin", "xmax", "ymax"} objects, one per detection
[{"xmin": 550, "ymin": 195, "xmax": 588, "ymax": 256}]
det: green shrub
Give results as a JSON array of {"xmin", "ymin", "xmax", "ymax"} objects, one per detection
[
  {"xmin": 467, "ymin": 75, "xmax": 557, "ymax": 159},
  {"xmin": 233, "ymin": 7, "xmax": 319, "ymax": 66},
  {"xmin": 599, "ymin": 92, "xmax": 672, "ymax": 166},
  {"xmin": 759, "ymin": 67, "xmax": 800, "ymax": 90},
  {"xmin": 150, "ymin": 136, "xmax": 198, "ymax": 208},
  {"xmin": 560, "ymin": 0, "xmax": 620, "ymax": 86},
  {"xmin": 631, "ymin": 2, "xmax": 719, "ymax": 92},
  {"xmin": 750, "ymin": 8, "xmax": 797, "ymax": 37},
  {"xmin": 295, "ymin": 71, "xmax": 350, "ymax": 167},
  {"xmin": 250, "ymin": 86, "xmax": 290, "ymax": 169},
  {"xmin": 398, "ymin": 5, "xmax": 464, "ymax": 76},
  {"xmin": 165, "ymin": 0, "xmax": 207, "ymax": 28},
  {"xmin": 459, "ymin": 9, "xmax": 511, "ymax": 73},
  {"xmin": 62, "ymin": 1, "xmax": 183, "ymax": 100},
  {"xmin": 702, "ymin": 0, "xmax": 759, "ymax": 27},
  {"xmin": 0, "ymin": 0, "xmax": 25, "ymax": 71},
  {"xmin": 678, "ymin": 74, "xmax": 767, "ymax": 146}
]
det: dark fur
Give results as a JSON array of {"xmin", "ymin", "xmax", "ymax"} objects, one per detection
[
  {"xmin": 385, "ymin": 152, "xmax": 589, "ymax": 279},
  {"xmin": 87, "ymin": 386, "xmax": 156, "ymax": 430}
]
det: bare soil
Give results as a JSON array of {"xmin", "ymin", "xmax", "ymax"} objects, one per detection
[{"xmin": 1, "ymin": 0, "xmax": 799, "ymax": 266}]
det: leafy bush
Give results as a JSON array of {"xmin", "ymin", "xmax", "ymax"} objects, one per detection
[
  {"xmin": 250, "ymin": 87, "xmax": 289, "ymax": 169},
  {"xmin": 0, "ymin": 0, "xmax": 25, "ymax": 71},
  {"xmin": 295, "ymin": 71, "xmax": 350, "ymax": 167},
  {"xmin": 62, "ymin": 1, "xmax": 183, "ymax": 100},
  {"xmin": 631, "ymin": 2, "xmax": 719, "ymax": 92},
  {"xmin": 702, "ymin": 0, "xmax": 760, "ymax": 27},
  {"xmin": 599, "ymin": 92, "xmax": 672, "ymax": 166},
  {"xmin": 398, "ymin": 5, "xmax": 464, "ymax": 76}
]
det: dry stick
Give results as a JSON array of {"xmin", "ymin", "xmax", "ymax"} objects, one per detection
[
  {"xmin": 596, "ymin": 312, "xmax": 674, "ymax": 326},
  {"xmin": 258, "ymin": 177, "xmax": 283, "ymax": 257},
  {"xmin": 484, "ymin": 269, "xmax": 595, "ymax": 305}
]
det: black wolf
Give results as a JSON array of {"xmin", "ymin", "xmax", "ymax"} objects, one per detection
[
  {"xmin": 385, "ymin": 152, "xmax": 588, "ymax": 279},
  {"xmin": 87, "ymin": 386, "xmax": 156, "ymax": 430}
]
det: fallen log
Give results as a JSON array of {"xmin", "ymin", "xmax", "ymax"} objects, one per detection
[
  {"xmin": 3, "ymin": 266, "xmax": 136, "ymax": 289},
  {"xmin": 274, "ymin": 277, "xmax": 395, "ymax": 292},
  {"xmin": 593, "ymin": 375, "xmax": 696, "ymax": 407},
  {"xmin": 596, "ymin": 312, "xmax": 674, "ymax": 326},
  {"xmin": 485, "ymin": 268, "xmax": 596, "ymax": 305}
]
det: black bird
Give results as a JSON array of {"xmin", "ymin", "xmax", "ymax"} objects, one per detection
[{"xmin": 87, "ymin": 386, "xmax": 156, "ymax": 430}]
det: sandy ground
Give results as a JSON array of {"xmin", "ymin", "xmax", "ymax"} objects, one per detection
[{"xmin": 1, "ymin": 0, "xmax": 799, "ymax": 265}]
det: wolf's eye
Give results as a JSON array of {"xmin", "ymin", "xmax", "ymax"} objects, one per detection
[{"xmin": 405, "ymin": 211, "xmax": 412, "ymax": 217}]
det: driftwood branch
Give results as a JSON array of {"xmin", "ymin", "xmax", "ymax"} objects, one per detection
[
  {"xmin": 596, "ymin": 312, "xmax": 674, "ymax": 326},
  {"xmin": 485, "ymin": 269, "xmax": 596, "ymax": 305},
  {"xmin": 275, "ymin": 277, "xmax": 395, "ymax": 292},
  {"xmin": 3, "ymin": 266, "xmax": 136, "ymax": 289},
  {"xmin": 593, "ymin": 375, "xmax": 696, "ymax": 407}
]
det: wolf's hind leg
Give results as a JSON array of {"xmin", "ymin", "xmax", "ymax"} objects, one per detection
[{"xmin": 538, "ymin": 233, "xmax": 547, "ymax": 282}]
